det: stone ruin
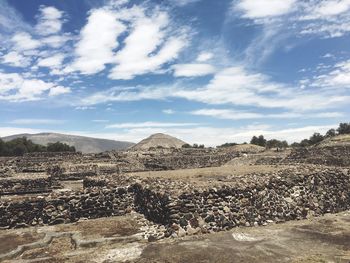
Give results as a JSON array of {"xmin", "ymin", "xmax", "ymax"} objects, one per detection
[
  {"xmin": 0, "ymin": 145, "xmax": 349, "ymax": 240},
  {"xmin": 284, "ymin": 145, "xmax": 350, "ymax": 167},
  {"xmin": 1, "ymin": 165, "xmax": 349, "ymax": 240}
]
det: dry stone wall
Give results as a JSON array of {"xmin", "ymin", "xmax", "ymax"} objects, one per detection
[
  {"xmin": 285, "ymin": 146, "xmax": 350, "ymax": 166},
  {"xmin": 1, "ymin": 165, "xmax": 349, "ymax": 239},
  {"xmin": 0, "ymin": 176, "xmax": 52, "ymax": 195},
  {"xmin": 133, "ymin": 167, "xmax": 350, "ymax": 237},
  {"xmin": 0, "ymin": 187, "xmax": 133, "ymax": 229}
]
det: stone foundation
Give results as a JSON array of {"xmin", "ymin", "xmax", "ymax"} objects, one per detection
[
  {"xmin": 0, "ymin": 175, "xmax": 52, "ymax": 195},
  {"xmin": 0, "ymin": 187, "xmax": 133, "ymax": 229}
]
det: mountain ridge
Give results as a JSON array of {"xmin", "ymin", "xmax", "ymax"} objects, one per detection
[{"xmin": 1, "ymin": 132, "xmax": 134, "ymax": 154}]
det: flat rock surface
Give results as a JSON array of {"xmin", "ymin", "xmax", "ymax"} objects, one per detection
[{"xmin": 1, "ymin": 211, "xmax": 349, "ymax": 262}]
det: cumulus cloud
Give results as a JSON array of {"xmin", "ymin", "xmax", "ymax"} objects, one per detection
[
  {"xmin": 109, "ymin": 10, "xmax": 188, "ymax": 80},
  {"xmin": 234, "ymin": 0, "xmax": 296, "ymax": 19},
  {"xmin": 37, "ymin": 53, "xmax": 65, "ymax": 68},
  {"xmin": 11, "ymin": 32, "xmax": 41, "ymax": 51},
  {"xmin": 172, "ymin": 63, "xmax": 216, "ymax": 77},
  {"xmin": 48, "ymin": 86, "xmax": 71, "ymax": 96},
  {"xmin": 196, "ymin": 52, "xmax": 214, "ymax": 62},
  {"xmin": 2, "ymin": 51, "xmax": 31, "ymax": 67},
  {"xmin": 0, "ymin": 72, "xmax": 70, "ymax": 101},
  {"xmin": 35, "ymin": 6, "xmax": 64, "ymax": 36},
  {"xmin": 67, "ymin": 8, "xmax": 126, "ymax": 75}
]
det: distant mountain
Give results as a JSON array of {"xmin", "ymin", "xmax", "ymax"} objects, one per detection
[
  {"xmin": 1, "ymin": 133, "xmax": 134, "ymax": 153},
  {"xmin": 131, "ymin": 133, "xmax": 187, "ymax": 150}
]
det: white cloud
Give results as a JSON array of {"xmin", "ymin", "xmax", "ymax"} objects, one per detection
[
  {"xmin": 0, "ymin": 123, "xmax": 337, "ymax": 146},
  {"xmin": 305, "ymin": 0, "xmax": 350, "ymax": 18},
  {"xmin": 81, "ymin": 66, "xmax": 350, "ymax": 112},
  {"xmin": 9, "ymin": 119, "xmax": 65, "ymax": 125},
  {"xmin": 106, "ymin": 121, "xmax": 199, "ymax": 129},
  {"xmin": 175, "ymin": 66, "xmax": 350, "ymax": 111},
  {"xmin": 191, "ymin": 108, "xmax": 344, "ymax": 120},
  {"xmin": 37, "ymin": 53, "xmax": 65, "ymax": 68},
  {"xmin": 173, "ymin": 0, "xmax": 201, "ymax": 6},
  {"xmin": 109, "ymin": 10, "xmax": 188, "ymax": 80},
  {"xmin": 48, "ymin": 86, "xmax": 71, "ymax": 96},
  {"xmin": 172, "ymin": 63, "xmax": 216, "ymax": 77},
  {"xmin": 312, "ymin": 59, "xmax": 350, "ymax": 88},
  {"xmin": 92, "ymin": 119, "xmax": 109, "ymax": 123},
  {"xmin": 41, "ymin": 34, "xmax": 71, "ymax": 48},
  {"xmin": 11, "ymin": 32, "xmax": 41, "ymax": 51},
  {"xmin": 163, "ymin": 109, "xmax": 175, "ymax": 114},
  {"xmin": 2, "ymin": 51, "xmax": 31, "ymax": 67},
  {"xmin": 235, "ymin": 0, "xmax": 296, "ymax": 19},
  {"xmin": 0, "ymin": 72, "xmax": 70, "ymax": 101},
  {"xmin": 196, "ymin": 52, "xmax": 213, "ymax": 62},
  {"xmin": 35, "ymin": 6, "xmax": 64, "ymax": 36},
  {"xmin": 67, "ymin": 8, "xmax": 126, "ymax": 75}
]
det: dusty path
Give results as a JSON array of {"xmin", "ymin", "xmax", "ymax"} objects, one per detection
[{"xmin": 0, "ymin": 211, "xmax": 349, "ymax": 262}]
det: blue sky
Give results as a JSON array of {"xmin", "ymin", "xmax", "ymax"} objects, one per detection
[{"xmin": 0, "ymin": 0, "xmax": 349, "ymax": 145}]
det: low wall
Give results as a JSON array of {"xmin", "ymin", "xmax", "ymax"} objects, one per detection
[
  {"xmin": 0, "ymin": 176, "xmax": 52, "ymax": 195},
  {"xmin": 142, "ymin": 152, "xmax": 237, "ymax": 171},
  {"xmin": 133, "ymin": 167, "xmax": 350, "ymax": 237},
  {"xmin": 285, "ymin": 146, "xmax": 350, "ymax": 166},
  {"xmin": 0, "ymin": 187, "xmax": 133, "ymax": 229}
]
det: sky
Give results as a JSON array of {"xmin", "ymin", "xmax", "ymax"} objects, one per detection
[{"xmin": 0, "ymin": 0, "xmax": 349, "ymax": 146}]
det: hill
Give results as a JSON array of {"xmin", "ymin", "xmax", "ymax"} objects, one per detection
[
  {"xmin": 1, "ymin": 133, "xmax": 134, "ymax": 153},
  {"xmin": 131, "ymin": 133, "xmax": 187, "ymax": 150},
  {"xmin": 316, "ymin": 134, "xmax": 350, "ymax": 147},
  {"xmin": 225, "ymin": 144, "xmax": 265, "ymax": 153}
]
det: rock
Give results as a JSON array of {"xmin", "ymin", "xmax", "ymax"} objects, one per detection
[{"xmin": 178, "ymin": 227, "xmax": 187, "ymax": 237}]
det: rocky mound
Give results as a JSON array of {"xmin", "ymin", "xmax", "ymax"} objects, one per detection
[
  {"xmin": 316, "ymin": 134, "xmax": 350, "ymax": 147},
  {"xmin": 225, "ymin": 144, "xmax": 265, "ymax": 153},
  {"xmin": 131, "ymin": 133, "xmax": 187, "ymax": 150},
  {"xmin": 2, "ymin": 133, "xmax": 134, "ymax": 154}
]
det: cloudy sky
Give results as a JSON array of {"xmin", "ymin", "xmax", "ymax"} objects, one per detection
[{"xmin": 0, "ymin": 0, "xmax": 349, "ymax": 145}]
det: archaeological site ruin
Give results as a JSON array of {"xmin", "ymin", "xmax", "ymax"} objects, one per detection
[{"xmin": 0, "ymin": 131, "xmax": 349, "ymax": 262}]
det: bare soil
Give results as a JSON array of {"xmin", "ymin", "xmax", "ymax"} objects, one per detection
[{"xmin": 1, "ymin": 212, "xmax": 349, "ymax": 262}]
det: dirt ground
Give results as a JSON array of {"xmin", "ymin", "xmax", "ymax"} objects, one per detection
[
  {"xmin": 128, "ymin": 164, "xmax": 289, "ymax": 182},
  {"xmin": 0, "ymin": 211, "xmax": 349, "ymax": 263}
]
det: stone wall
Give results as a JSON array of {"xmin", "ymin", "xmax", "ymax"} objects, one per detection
[
  {"xmin": 0, "ymin": 176, "xmax": 52, "ymax": 195},
  {"xmin": 133, "ymin": 167, "xmax": 350, "ymax": 237},
  {"xmin": 285, "ymin": 146, "xmax": 350, "ymax": 166},
  {"xmin": 2, "ymin": 165, "xmax": 349, "ymax": 237},
  {"xmin": 0, "ymin": 187, "xmax": 133, "ymax": 229}
]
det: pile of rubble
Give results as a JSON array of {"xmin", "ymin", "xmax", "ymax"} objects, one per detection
[{"xmin": 285, "ymin": 146, "xmax": 350, "ymax": 166}]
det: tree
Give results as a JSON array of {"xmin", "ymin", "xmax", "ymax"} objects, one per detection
[
  {"xmin": 251, "ymin": 135, "xmax": 266, "ymax": 147},
  {"xmin": 192, "ymin": 143, "xmax": 198, "ymax": 148},
  {"xmin": 250, "ymin": 136, "xmax": 258, "ymax": 145},
  {"xmin": 300, "ymin": 139, "xmax": 310, "ymax": 147},
  {"xmin": 290, "ymin": 142, "xmax": 300, "ymax": 148},
  {"xmin": 337, "ymin": 123, "xmax": 350, "ymax": 134},
  {"xmin": 182, "ymin": 144, "xmax": 191, "ymax": 148},
  {"xmin": 266, "ymin": 139, "xmax": 289, "ymax": 150},
  {"xmin": 325, "ymin": 128, "xmax": 336, "ymax": 138},
  {"xmin": 217, "ymin": 142, "xmax": 238, "ymax": 148},
  {"xmin": 47, "ymin": 142, "xmax": 76, "ymax": 152},
  {"xmin": 308, "ymin": 133, "xmax": 324, "ymax": 145}
]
